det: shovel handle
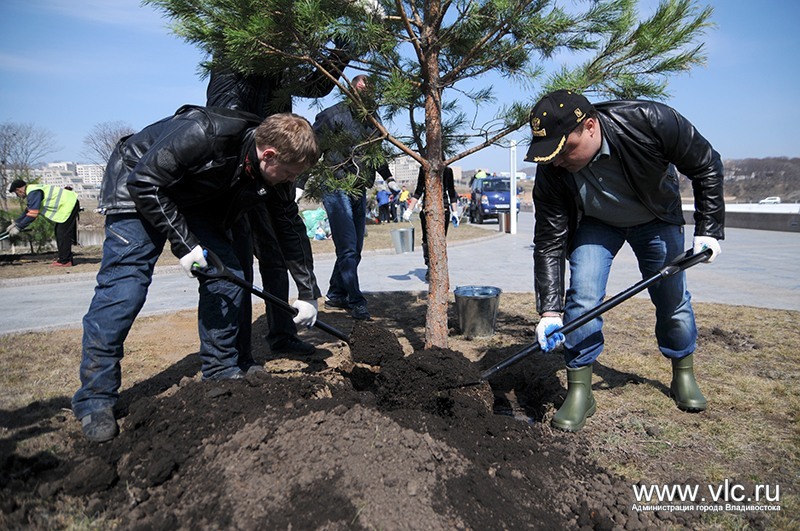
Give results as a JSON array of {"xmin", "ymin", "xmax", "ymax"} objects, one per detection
[
  {"xmin": 480, "ymin": 247, "xmax": 712, "ymax": 381},
  {"xmin": 193, "ymin": 248, "xmax": 350, "ymax": 344},
  {"xmin": 0, "ymin": 228, "xmax": 29, "ymax": 241}
]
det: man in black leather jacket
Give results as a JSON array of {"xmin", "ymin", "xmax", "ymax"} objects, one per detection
[
  {"xmin": 72, "ymin": 107, "xmax": 320, "ymax": 442},
  {"xmin": 526, "ymin": 90, "xmax": 724, "ymax": 432}
]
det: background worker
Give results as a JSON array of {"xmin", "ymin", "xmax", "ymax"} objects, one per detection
[
  {"xmin": 397, "ymin": 185, "xmax": 410, "ymax": 220},
  {"xmin": 6, "ymin": 180, "xmax": 80, "ymax": 266},
  {"xmin": 72, "ymin": 108, "xmax": 320, "ymax": 443},
  {"xmin": 376, "ymin": 186, "xmax": 391, "ymax": 223},
  {"xmin": 403, "ymin": 165, "xmax": 459, "ymax": 281},
  {"xmin": 527, "ymin": 89, "xmax": 724, "ymax": 432}
]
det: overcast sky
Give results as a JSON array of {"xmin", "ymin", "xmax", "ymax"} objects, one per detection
[{"xmin": 1, "ymin": 0, "xmax": 798, "ymax": 172}]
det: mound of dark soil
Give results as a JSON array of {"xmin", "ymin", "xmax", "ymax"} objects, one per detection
[{"xmin": 2, "ymin": 323, "xmax": 703, "ymax": 530}]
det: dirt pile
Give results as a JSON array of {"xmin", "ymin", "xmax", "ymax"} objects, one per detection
[{"xmin": 1, "ymin": 322, "xmax": 709, "ymax": 530}]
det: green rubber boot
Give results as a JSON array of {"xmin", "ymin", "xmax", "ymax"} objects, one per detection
[
  {"xmin": 552, "ymin": 365, "xmax": 597, "ymax": 432},
  {"xmin": 670, "ymin": 353, "xmax": 707, "ymax": 412}
]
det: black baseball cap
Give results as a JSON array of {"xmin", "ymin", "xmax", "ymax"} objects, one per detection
[
  {"xmin": 8, "ymin": 179, "xmax": 26, "ymax": 193},
  {"xmin": 524, "ymin": 90, "xmax": 593, "ymax": 163}
]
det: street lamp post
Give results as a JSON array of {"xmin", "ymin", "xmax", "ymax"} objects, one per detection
[{"xmin": 509, "ymin": 140, "xmax": 517, "ymax": 234}]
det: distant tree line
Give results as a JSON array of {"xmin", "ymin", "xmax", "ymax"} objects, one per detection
[{"xmin": 679, "ymin": 157, "xmax": 800, "ymax": 203}]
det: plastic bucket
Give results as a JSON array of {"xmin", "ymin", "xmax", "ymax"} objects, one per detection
[
  {"xmin": 391, "ymin": 227, "xmax": 415, "ymax": 254},
  {"xmin": 453, "ymin": 286, "xmax": 502, "ymax": 338},
  {"xmin": 498, "ymin": 212, "xmax": 511, "ymax": 233}
]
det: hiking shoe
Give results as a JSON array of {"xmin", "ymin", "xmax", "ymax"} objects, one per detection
[
  {"xmin": 245, "ymin": 365, "xmax": 266, "ymax": 375},
  {"xmin": 50, "ymin": 260, "xmax": 73, "ymax": 267},
  {"xmin": 351, "ymin": 303, "xmax": 371, "ymax": 321},
  {"xmin": 80, "ymin": 408, "xmax": 118, "ymax": 443},
  {"xmin": 238, "ymin": 358, "xmax": 264, "ymax": 373},
  {"xmin": 203, "ymin": 368, "xmax": 247, "ymax": 381},
  {"xmin": 271, "ymin": 336, "xmax": 315, "ymax": 356},
  {"xmin": 324, "ymin": 298, "xmax": 351, "ymax": 310}
]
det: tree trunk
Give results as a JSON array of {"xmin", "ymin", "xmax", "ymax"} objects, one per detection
[{"xmin": 420, "ymin": 23, "xmax": 449, "ymax": 349}]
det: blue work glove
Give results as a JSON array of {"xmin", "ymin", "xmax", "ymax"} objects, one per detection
[
  {"xmin": 451, "ymin": 214, "xmax": 459, "ymax": 227},
  {"xmin": 536, "ymin": 316, "xmax": 565, "ymax": 352}
]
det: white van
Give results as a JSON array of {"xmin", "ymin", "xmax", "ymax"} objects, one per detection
[{"xmin": 758, "ymin": 196, "xmax": 781, "ymax": 204}]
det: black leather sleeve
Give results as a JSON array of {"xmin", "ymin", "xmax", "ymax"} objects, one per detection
[
  {"xmin": 652, "ymin": 104, "xmax": 725, "ymax": 240},
  {"xmin": 125, "ymin": 118, "xmax": 210, "ymax": 258},
  {"xmin": 532, "ymin": 165, "xmax": 573, "ymax": 314}
]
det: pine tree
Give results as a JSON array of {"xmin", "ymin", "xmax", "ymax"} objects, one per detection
[{"xmin": 146, "ymin": 0, "xmax": 714, "ymax": 348}]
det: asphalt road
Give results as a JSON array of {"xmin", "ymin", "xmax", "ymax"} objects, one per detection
[{"xmin": 0, "ymin": 211, "xmax": 797, "ymax": 335}]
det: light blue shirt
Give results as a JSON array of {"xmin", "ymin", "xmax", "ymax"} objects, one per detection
[{"xmin": 572, "ymin": 134, "xmax": 655, "ymax": 227}]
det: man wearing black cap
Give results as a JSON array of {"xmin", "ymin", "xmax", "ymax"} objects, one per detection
[
  {"xmin": 527, "ymin": 89, "xmax": 725, "ymax": 432},
  {"xmin": 6, "ymin": 179, "xmax": 80, "ymax": 266}
]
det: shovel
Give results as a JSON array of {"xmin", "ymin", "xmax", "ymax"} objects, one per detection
[
  {"xmin": 191, "ymin": 248, "xmax": 351, "ymax": 344},
  {"xmin": 0, "ymin": 231, "xmax": 10, "ymax": 242},
  {"xmin": 0, "ymin": 229, "xmax": 27, "ymax": 241},
  {"xmin": 479, "ymin": 247, "xmax": 713, "ymax": 381}
]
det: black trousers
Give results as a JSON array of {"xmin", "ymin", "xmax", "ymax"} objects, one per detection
[
  {"xmin": 420, "ymin": 209, "xmax": 451, "ymax": 266},
  {"xmin": 247, "ymin": 204, "xmax": 298, "ymax": 349},
  {"xmin": 54, "ymin": 203, "xmax": 80, "ymax": 263}
]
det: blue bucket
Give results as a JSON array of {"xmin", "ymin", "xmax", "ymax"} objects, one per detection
[{"xmin": 453, "ymin": 286, "xmax": 502, "ymax": 338}]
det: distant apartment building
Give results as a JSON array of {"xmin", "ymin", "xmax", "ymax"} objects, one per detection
[
  {"xmin": 384, "ymin": 154, "xmax": 462, "ymax": 188},
  {"xmin": 27, "ymin": 162, "xmax": 104, "ymax": 200},
  {"xmin": 76, "ymin": 164, "xmax": 105, "ymax": 185}
]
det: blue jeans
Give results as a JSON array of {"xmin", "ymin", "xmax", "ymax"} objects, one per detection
[
  {"xmin": 72, "ymin": 213, "xmax": 246, "ymax": 420},
  {"xmin": 563, "ymin": 218, "xmax": 696, "ymax": 368},
  {"xmin": 322, "ymin": 190, "xmax": 367, "ymax": 306}
]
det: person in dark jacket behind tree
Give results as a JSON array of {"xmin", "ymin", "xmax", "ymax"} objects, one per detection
[
  {"xmin": 314, "ymin": 75, "xmax": 397, "ymax": 321},
  {"xmin": 403, "ymin": 165, "xmax": 459, "ymax": 281},
  {"xmin": 72, "ymin": 107, "xmax": 320, "ymax": 443},
  {"xmin": 206, "ymin": 47, "xmax": 350, "ymax": 359},
  {"xmin": 527, "ymin": 90, "xmax": 724, "ymax": 432}
]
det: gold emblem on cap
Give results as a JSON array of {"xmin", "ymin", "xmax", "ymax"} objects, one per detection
[
  {"xmin": 574, "ymin": 108, "xmax": 586, "ymax": 122},
  {"xmin": 531, "ymin": 117, "xmax": 546, "ymax": 137},
  {"xmin": 531, "ymin": 135, "xmax": 567, "ymax": 163}
]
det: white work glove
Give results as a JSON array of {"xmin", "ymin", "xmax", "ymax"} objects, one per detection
[
  {"xmin": 5, "ymin": 222, "xmax": 19, "ymax": 236},
  {"xmin": 295, "ymin": 188, "xmax": 304, "ymax": 203},
  {"xmin": 450, "ymin": 210, "xmax": 459, "ymax": 228},
  {"xmin": 402, "ymin": 209, "xmax": 412, "ymax": 222},
  {"xmin": 536, "ymin": 315, "xmax": 565, "ymax": 352},
  {"xmin": 179, "ymin": 245, "xmax": 207, "ymax": 278},
  {"xmin": 354, "ymin": 0, "xmax": 385, "ymax": 18},
  {"xmin": 692, "ymin": 236, "xmax": 721, "ymax": 264},
  {"xmin": 292, "ymin": 299, "xmax": 318, "ymax": 328}
]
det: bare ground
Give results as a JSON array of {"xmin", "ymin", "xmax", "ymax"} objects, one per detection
[{"xmin": 1, "ymin": 284, "xmax": 797, "ymax": 529}]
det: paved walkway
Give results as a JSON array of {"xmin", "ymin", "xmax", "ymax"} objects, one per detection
[{"xmin": 1, "ymin": 211, "xmax": 798, "ymax": 335}]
